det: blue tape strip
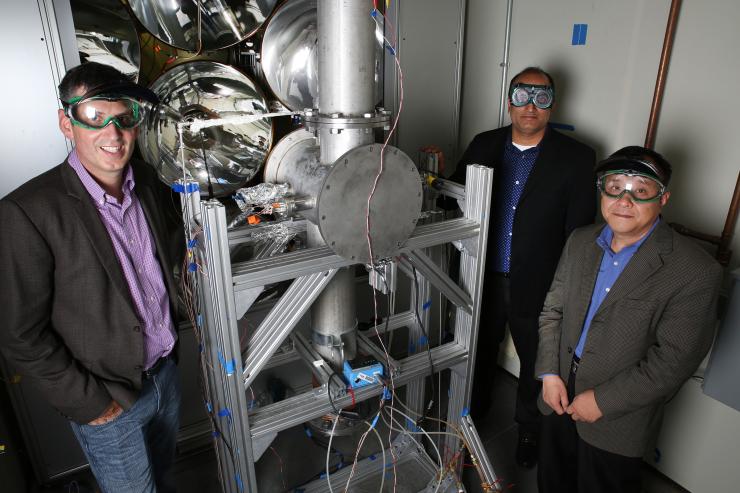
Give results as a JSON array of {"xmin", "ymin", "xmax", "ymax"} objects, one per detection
[
  {"xmin": 186, "ymin": 182, "xmax": 200, "ymax": 193},
  {"xmin": 370, "ymin": 414, "xmax": 379, "ymax": 429},
  {"xmin": 383, "ymin": 386, "xmax": 392, "ymax": 400},
  {"xmin": 572, "ymin": 24, "xmax": 588, "ymax": 45},
  {"xmin": 187, "ymin": 238, "xmax": 198, "ymax": 248},
  {"xmin": 370, "ymin": 8, "xmax": 378, "ymax": 17},
  {"xmin": 218, "ymin": 352, "xmax": 236, "ymax": 375},
  {"xmin": 385, "ymin": 44, "xmax": 396, "ymax": 56},
  {"xmin": 235, "ymin": 473, "xmax": 244, "ymax": 493},
  {"xmin": 171, "ymin": 183, "xmax": 184, "ymax": 193},
  {"xmin": 196, "ymin": 314, "xmax": 203, "ymax": 327},
  {"xmin": 422, "ymin": 299, "xmax": 432, "ymax": 311}
]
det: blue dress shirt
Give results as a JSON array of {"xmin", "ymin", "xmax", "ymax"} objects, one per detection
[
  {"xmin": 491, "ymin": 137, "xmax": 539, "ymax": 273},
  {"xmin": 574, "ymin": 219, "xmax": 660, "ymax": 358}
]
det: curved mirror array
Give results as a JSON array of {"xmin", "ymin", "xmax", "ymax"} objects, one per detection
[
  {"xmin": 128, "ymin": 0, "xmax": 277, "ymax": 52},
  {"xmin": 139, "ymin": 61, "xmax": 273, "ymax": 197},
  {"xmin": 262, "ymin": 0, "xmax": 383, "ymax": 111},
  {"xmin": 71, "ymin": 0, "xmax": 140, "ymax": 78}
]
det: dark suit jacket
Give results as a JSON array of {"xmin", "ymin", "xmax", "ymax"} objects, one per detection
[
  {"xmin": 535, "ymin": 221, "xmax": 722, "ymax": 456},
  {"xmin": 0, "ymin": 158, "xmax": 181, "ymax": 424},
  {"xmin": 452, "ymin": 125, "xmax": 596, "ymax": 316}
]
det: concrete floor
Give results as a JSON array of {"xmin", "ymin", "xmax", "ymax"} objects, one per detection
[{"xmin": 31, "ymin": 368, "xmax": 690, "ymax": 493}]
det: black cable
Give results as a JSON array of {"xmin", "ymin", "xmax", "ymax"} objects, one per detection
[{"xmin": 199, "ymin": 131, "xmax": 215, "ymax": 197}]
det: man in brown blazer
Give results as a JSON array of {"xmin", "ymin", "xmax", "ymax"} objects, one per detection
[
  {"xmin": 0, "ymin": 63, "xmax": 182, "ymax": 492},
  {"xmin": 535, "ymin": 146, "xmax": 722, "ymax": 492}
]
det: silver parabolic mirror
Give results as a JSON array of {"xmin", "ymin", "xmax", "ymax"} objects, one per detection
[
  {"xmin": 128, "ymin": 0, "xmax": 278, "ymax": 52},
  {"xmin": 71, "ymin": 0, "xmax": 140, "ymax": 79},
  {"xmin": 262, "ymin": 0, "xmax": 383, "ymax": 111},
  {"xmin": 139, "ymin": 61, "xmax": 273, "ymax": 197}
]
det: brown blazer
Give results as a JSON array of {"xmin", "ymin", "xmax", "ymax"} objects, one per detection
[
  {"xmin": 535, "ymin": 221, "xmax": 722, "ymax": 457},
  {"xmin": 0, "ymin": 158, "xmax": 181, "ymax": 424}
]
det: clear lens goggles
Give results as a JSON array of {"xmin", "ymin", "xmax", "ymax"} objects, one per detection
[
  {"xmin": 598, "ymin": 172, "xmax": 666, "ymax": 203},
  {"xmin": 509, "ymin": 83, "xmax": 554, "ymax": 109},
  {"xmin": 64, "ymin": 95, "xmax": 144, "ymax": 130}
]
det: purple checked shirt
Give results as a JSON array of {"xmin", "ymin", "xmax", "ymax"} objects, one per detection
[{"xmin": 68, "ymin": 150, "xmax": 176, "ymax": 370}]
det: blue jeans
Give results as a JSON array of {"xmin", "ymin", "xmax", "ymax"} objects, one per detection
[{"xmin": 70, "ymin": 358, "xmax": 181, "ymax": 493}]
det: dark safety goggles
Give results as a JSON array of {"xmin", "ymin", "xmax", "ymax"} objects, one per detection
[
  {"xmin": 597, "ymin": 171, "xmax": 666, "ymax": 203},
  {"xmin": 509, "ymin": 83, "xmax": 554, "ymax": 109},
  {"xmin": 63, "ymin": 95, "xmax": 145, "ymax": 130}
]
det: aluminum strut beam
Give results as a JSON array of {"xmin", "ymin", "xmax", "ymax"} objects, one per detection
[
  {"xmin": 401, "ymin": 249, "xmax": 473, "ymax": 314},
  {"xmin": 243, "ymin": 269, "xmax": 338, "ymax": 388},
  {"xmin": 460, "ymin": 414, "xmax": 502, "ymax": 492}
]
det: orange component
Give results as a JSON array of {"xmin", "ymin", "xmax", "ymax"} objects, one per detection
[{"xmin": 247, "ymin": 215, "xmax": 261, "ymax": 225}]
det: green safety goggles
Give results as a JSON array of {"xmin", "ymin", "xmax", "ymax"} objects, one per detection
[{"xmin": 63, "ymin": 95, "xmax": 145, "ymax": 130}]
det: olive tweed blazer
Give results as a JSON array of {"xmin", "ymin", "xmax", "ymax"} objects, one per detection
[{"xmin": 535, "ymin": 221, "xmax": 722, "ymax": 457}]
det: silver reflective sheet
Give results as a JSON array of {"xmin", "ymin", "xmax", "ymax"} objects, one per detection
[
  {"xmin": 261, "ymin": 0, "xmax": 383, "ymax": 111},
  {"xmin": 71, "ymin": 0, "xmax": 140, "ymax": 79},
  {"xmin": 128, "ymin": 0, "xmax": 277, "ymax": 52},
  {"xmin": 138, "ymin": 61, "xmax": 273, "ymax": 197}
]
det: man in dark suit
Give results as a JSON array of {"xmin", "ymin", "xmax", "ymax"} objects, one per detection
[
  {"xmin": 535, "ymin": 146, "xmax": 722, "ymax": 492},
  {"xmin": 452, "ymin": 67, "xmax": 596, "ymax": 467},
  {"xmin": 0, "ymin": 63, "xmax": 182, "ymax": 492}
]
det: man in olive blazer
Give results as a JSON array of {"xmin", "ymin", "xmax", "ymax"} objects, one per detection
[{"xmin": 535, "ymin": 146, "xmax": 722, "ymax": 492}]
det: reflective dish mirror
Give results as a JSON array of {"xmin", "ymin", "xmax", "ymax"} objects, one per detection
[
  {"xmin": 128, "ymin": 0, "xmax": 278, "ymax": 52},
  {"xmin": 71, "ymin": 0, "xmax": 140, "ymax": 79},
  {"xmin": 138, "ymin": 61, "xmax": 273, "ymax": 197},
  {"xmin": 261, "ymin": 0, "xmax": 383, "ymax": 111}
]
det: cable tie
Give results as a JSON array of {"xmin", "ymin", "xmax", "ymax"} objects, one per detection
[
  {"xmin": 196, "ymin": 314, "xmax": 203, "ymax": 327},
  {"xmin": 336, "ymin": 461, "xmax": 344, "ymax": 470},
  {"xmin": 187, "ymin": 238, "xmax": 198, "ymax": 248},
  {"xmin": 370, "ymin": 414, "xmax": 379, "ymax": 430},
  {"xmin": 419, "ymin": 335, "xmax": 428, "ymax": 346},
  {"xmin": 384, "ymin": 43, "xmax": 396, "ymax": 56},
  {"xmin": 409, "ymin": 342, "xmax": 416, "ymax": 353},
  {"xmin": 218, "ymin": 408, "xmax": 232, "ymax": 419},
  {"xmin": 422, "ymin": 299, "xmax": 432, "ymax": 311},
  {"xmin": 186, "ymin": 182, "xmax": 200, "ymax": 193},
  {"xmin": 369, "ymin": 454, "xmax": 377, "ymax": 460},
  {"xmin": 212, "ymin": 431, "xmax": 220, "ymax": 438},
  {"xmin": 205, "ymin": 401, "xmax": 212, "ymax": 413},
  {"xmin": 319, "ymin": 473, "xmax": 326, "ymax": 479},
  {"xmin": 171, "ymin": 183, "xmax": 184, "ymax": 193},
  {"xmin": 188, "ymin": 262, "xmax": 198, "ymax": 272},
  {"xmin": 461, "ymin": 407, "xmax": 470, "ymax": 417},
  {"xmin": 235, "ymin": 473, "xmax": 244, "ymax": 493},
  {"xmin": 304, "ymin": 426, "xmax": 313, "ymax": 438},
  {"xmin": 198, "ymin": 343, "xmax": 203, "ymax": 353}
]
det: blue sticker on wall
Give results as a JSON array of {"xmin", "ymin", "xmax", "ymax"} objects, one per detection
[{"xmin": 572, "ymin": 24, "xmax": 588, "ymax": 45}]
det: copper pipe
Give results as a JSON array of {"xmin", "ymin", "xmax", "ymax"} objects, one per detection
[
  {"xmin": 717, "ymin": 170, "xmax": 740, "ymax": 266},
  {"xmin": 644, "ymin": 0, "xmax": 682, "ymax": 149}
]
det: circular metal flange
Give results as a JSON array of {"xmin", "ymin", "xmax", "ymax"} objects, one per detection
[
  {"xmin": 303, "ymin": 109, "xmax": 392, "ymax": 132},
  {"xmin": 316, "ymin": 144, "xmax": 423, "ymax": 263}
]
